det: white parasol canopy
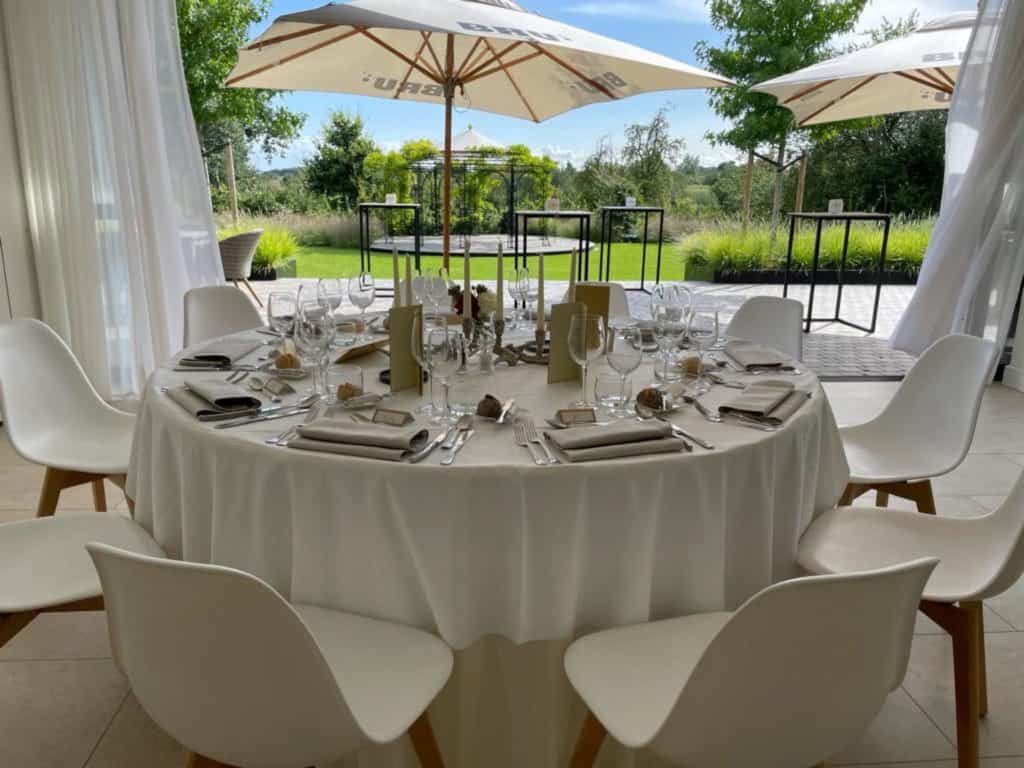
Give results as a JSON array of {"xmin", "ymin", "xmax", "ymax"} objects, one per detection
[
  {"xmin": 752, "ymin": 12, "xmax": 975, "ymax": 127},
  {"xmin": 227, "ymin": 0, "xmax": 730, "ymax": 263}
]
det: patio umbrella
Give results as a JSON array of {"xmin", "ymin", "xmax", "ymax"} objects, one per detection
[
  {"xmin": 227, "ymin": 0, "xmax": 730, "ymax": 266},
  {"xmin": 752, "ymin": 12, "xmax": 975, "ymax": 127}
]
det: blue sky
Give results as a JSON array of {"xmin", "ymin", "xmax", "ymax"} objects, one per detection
[{"xmin": 250, "ymin": 0, "xmax": 976, "ymax": 170}]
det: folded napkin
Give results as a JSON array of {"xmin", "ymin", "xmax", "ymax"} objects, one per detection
[
  {"xmin": 166, "ymin": 381, "xmax": 262, "ymax": 422},
  {"xmin": 725, "ymin": 340, "xmax": 790, "ymax": 370},
  {"xmin": 178, "ymin": 338, "xmax": 262, "ymax": 369},
  {"xmin": 719, "ymin": 380, "xmax": 811, "ymax": 426},
  {"xmin": 289, "ymin": 419, "xmax": 430, "ymax": 461},
  {"xmin": 545, "ymin": 421, "xmax": 685, "ymax": 463}
]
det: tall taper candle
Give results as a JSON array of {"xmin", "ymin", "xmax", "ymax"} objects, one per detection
[
  {"xmin": 537, "ymin": 251, "xmax": 545, "ymax": 334},
  {"xmin": 391, "ymin": 245, "xmax": 402, "ymax": 307},
  {"xmin": 496, "ymin": 241, "xmax": 504, "ymax": 319},
  {"xmin": 463, "ymin": 240, "xmax": 472, "ymax": 317},
  {"xmin": 404, "ymin": 252, "xmax": 413, "ymax": 306},
  {"xmin": 567, "ymin": 248, "xmax": 578, "ymax": 302}
]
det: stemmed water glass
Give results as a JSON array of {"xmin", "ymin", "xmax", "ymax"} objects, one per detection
[
  {"xmin": 427, "ymin": 274, "xmax": 451, "ymax": 313},
  {"xmin": 606, "ymin": 323, "xmax": 643, "ymax": 417},
  {"xmin": 650, "ymin": 285, "xmax": 684, "ymax": 385},
  {"xmin": 347, "ymin": 273, "xmax": 376, "ymax": 340},
  {"xmin": 687, "ymin": 307, "xmax": 719, "ymax": 395},
  {"xmin": 411, "ymin": 313, "xmax": 444, "ymax": 416},
  {"xmin": 267, "ymin": 291, "xmax": 297, "ymax": 340},
  {"xmin": 425, "ymin": 326, "xmax": 462, "ymax": 424},
  {"xmin": 317, "ymin": 279, "xmax": 345, "ymax": 346},
  {"xmin": 514, "ymin": 268, "xmax": 532, "ymax": 322},
  {"xmin": 568, "ymin": 312, "xmax": 606, "ymax": 407},
  {"xmin": 294, "ymin": 300, "xmax": 336, "ymax": 399}
]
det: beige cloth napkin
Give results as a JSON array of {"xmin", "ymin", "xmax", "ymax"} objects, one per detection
[
  {"xmin": 289, "ymin": 420, "xmax": 430, "ymax": 461},
  {"xmin": 719, "ymin": 380, "xmax": 811, "ymax": 425},
  {"xmin": 545, "ymin": 421, "xmax": 685, "ymax": 463},
  {"xmin": 725, "ymin": 340, "xmax": 790, "ymax": 369},
  {"xmin": 179, "ymin": 338, "xmax": 262, "ymax": 369},
  {"xmin": 166, "ymin": 382, "xmax": 261, "ymax": 422}
]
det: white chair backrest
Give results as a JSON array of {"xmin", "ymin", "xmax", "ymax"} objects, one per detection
[
  {"xmin": 872, "ymin": 334, "xmax": 996, "ymax": 464},
  {"xmin": 0, "ymin": 319, "xmax": 117, "ymax": 464},
  {"xmin": 183, "ymin": 285, "xmax": 263, "ymax": 348},
  {"xmin": 651, "ymin": 559, "xmax": 937, "ymax": 768},
  {"xmin": 977, "ymin": 469, "xmax": 1024, "ymax": 599},
  {"xmin": 571, "ymin": 281, "xmax": 631, "ymax": 321},
  {"xmin": 727, "ymin": 296, "xmax": 804, "ymax": 361},
  {"xmin": 87, "ymin": 544, "xmax": 364, "ymax": 768}
]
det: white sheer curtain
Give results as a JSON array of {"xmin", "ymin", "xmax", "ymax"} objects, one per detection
[
  {"xmin": 2, "ymin": 0, "xmax": 224, "ymax": 400},
  {"xmin": 890, "ymin": 0, "xmax": 1024, "ymax": 356}
]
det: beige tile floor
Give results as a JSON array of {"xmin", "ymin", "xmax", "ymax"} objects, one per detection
[{"xmin": 1, "ymin": 381, "xmax": 1023, "ymax": 767}]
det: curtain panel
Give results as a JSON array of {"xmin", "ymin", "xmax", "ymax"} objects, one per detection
[
  {"xmin": 2, "ymin": 0, "xmax": 224, "ymax": 400},
  {"xmin": 890, "ymin": 0, "xmax": 1024, "ymax": 356}
]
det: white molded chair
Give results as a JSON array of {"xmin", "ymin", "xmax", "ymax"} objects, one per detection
[
  {"xmin": 799, "ymin": 470, "xmax": 1024, "ymax": 768},
  {"xmin": 564, "ymin": 559, "xmax": 937, "ymax": 768},
  {"xmin": 0, "ymin": 319, "xmax": 135, "ymax": 516},
  {"xmin": 183, "ymin": 285, "xmax": 263, "ymax": 348},
  {"xmin": 838, "ymin": 334, "xmax": 997, "ymax": 514},
  {"xmin": 0, "ymin": 514, "xmax": 164, "ymax": 648},
  {"xmin": 87, "ymin": 544, "xmax": 454, "ymax": 768},
  {"xmin": 726, "ymin": 295, "xmax": 804, "ymax": 361}
]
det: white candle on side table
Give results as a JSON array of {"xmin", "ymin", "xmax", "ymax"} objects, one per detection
[{"xmin": 391, "ymin": 245, "xmax": 402, "ymax": 307}]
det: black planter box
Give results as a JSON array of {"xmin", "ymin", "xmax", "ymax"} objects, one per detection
[{"xmin": 714, "ymin": 268, "xmax": 918, "ymax": 285}]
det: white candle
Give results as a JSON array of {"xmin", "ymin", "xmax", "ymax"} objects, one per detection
[
  {"xmin": 568, "ymin": 248, "xmax": 578, "ymax": 303},
  {"xmin": 496, "ymin": 241, "xmax": 504, "ymax": 320},
  {"xmin": 463, "ymin": 241, "xmax": 472, "ymax": 318},
  {"xmin": 392, "ymin": 245, "xmax": 402, "ymax": 307},
  {"xmin": 537, "ymin": 252, "xmax": 545, "ymax": 335},
  {"xmin": 404, "ymin": 252, "xmax": 413, "ymax": 306}
]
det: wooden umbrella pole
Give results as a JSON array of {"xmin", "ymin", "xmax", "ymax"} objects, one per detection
[{"xmin": 442, "ymin": 34, "xmax": 456, "ymax": 271}]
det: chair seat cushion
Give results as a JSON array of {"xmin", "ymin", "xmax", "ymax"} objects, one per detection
[
  {"xmin": 293, "ymin": 604, "xmax": 453, "ymax": 744},
  {"xmin": 841, "ymin": 426, "xmax": 953, "ymax": 485},
  {"xmin": 798, "ymin": 506, "xmax": 1001, "ymax": 603},
  {"xmin": 564, "ymin": 612, "xmax": 731, "ymax": 748},
  {"xmin": 0, "ymin": 513, "xmax": 165, "ymax": 613}
]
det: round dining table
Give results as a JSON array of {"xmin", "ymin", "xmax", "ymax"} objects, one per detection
[{"xmin": 128, "ymin": 325, "xmax": 849, "ymax": 768}]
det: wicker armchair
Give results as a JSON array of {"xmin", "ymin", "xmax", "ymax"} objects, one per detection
[{"xmin": 218, "ymin": 230, "xmax": 263, "ymax": 306}]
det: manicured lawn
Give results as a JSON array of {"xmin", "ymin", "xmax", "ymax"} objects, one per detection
[{"xmin": 295, "ymin": 243, "xmax": 683, "ymax": 282}]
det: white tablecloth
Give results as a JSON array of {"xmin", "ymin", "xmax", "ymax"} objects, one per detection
[{"xmin": 129, "ymin": 329, "xmax": 849, "ymax": 768}]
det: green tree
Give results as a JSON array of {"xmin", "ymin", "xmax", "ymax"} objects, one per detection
[
  {"xmin": 621, "ymin": 107, "xmax": 686, "ymax": 206},
  {"xmin": 176, "ymin": 0, "xmax": 305, "ymax": 157},
  {"xmin": 304, "ymin": 112, "xmax": 378, "ymax": 212},
  {"xmin": 696, "ymin": 0, "xmax": 867, "ymax": 227}
]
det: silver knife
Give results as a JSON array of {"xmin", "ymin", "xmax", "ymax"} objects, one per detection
[
  {"xmin": 215, "ymin": 406, "xmax": 312, "ymax": 429},
  {"xmin": 660, "ymin": 419, "xmax": 714, "ymax": 450},
  {"xmin": 441, "ymin": 429, "xmax": 473, "ymax": 466},
  {"xmin": 408, "ymin": 428, "xmax": 452, "ymax": 464}
]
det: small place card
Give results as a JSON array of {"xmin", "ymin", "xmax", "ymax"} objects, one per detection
[
  {"xmin": 372, "ymin": 408, "xmax": 414, "ymax": 427},
  {"xmin": 335, "ymin": 338, "xmax": 389, "ymax": 363},
  {"xmin": 556, "ymin": 408, "xmax": 597, "ymax": 426}
]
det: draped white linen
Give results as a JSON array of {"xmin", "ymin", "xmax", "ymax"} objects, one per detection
[
  {"xmin": 129, "ymin": 331, "xmax": 849, "ymax": 768},
  {"xmin": 890, "ymin": 0, "xmax": 1024, "ymax": 356},
  {"xmin": 1, "ymin": 0, "xmax": 223, "ymax": 400}
]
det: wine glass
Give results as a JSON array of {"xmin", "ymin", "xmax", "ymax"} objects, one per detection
[
  {"xmin": 317, "ymin": 278, "xmax": 345, "ymax": 317},
  {"xmin": 267, "ymin": 291, "xmax": 297, "ymax": 341},
  {"xmin": 687, "ymin": 307, "xmax": 719, "ymax": 395},
  {"xmin": 606, "ymin": 323, "xmax": 643, "ymax": 417},
  {"xmin": 294, "ymin": 300, "xmax": 336, "ymax": 399},
  {"xmin": 347, "ymin": 273, "xmax": 376, "ymax": 340},
  {"xmin": 650, "ymin": 286, "xmax": 684, "ymax": 385},
  {"xmin": 514, "ymin": 268, "xmax": 532, "ymax": 322},
  {"xmin": 567, "ymin": 312, "xmax": 606, "ymax": 407},
  {"xmin": 411, "ymin": 273, "xmax": 429, "ymax": 307},
  {"xmin": 411, "ymin": 313, "xmax": 445, "ymax": 416},
  {"xmin": 427, "ymin": 274, "xmax": 451, "ymax": 313},
  {"xmin": 425, "ymin": 327, "xmax": 462, "ymax": 424}
]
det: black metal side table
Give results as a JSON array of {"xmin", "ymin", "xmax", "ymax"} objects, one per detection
[
  {"xmin": 598, "ymin": 206, "xmax": 665, "ymax": 293},
  {"xmin": 358, "ymin": 203, "xmax": 422, "ymax": 296},
  {"xmin": 783, "ymin": 211, "xmax": 892, "ymax": 334},
  {"xmin": 513, "ymin": 210, "xmax": 592, "ymax": 279}
]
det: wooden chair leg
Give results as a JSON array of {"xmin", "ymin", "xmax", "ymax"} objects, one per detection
[
  {"xmin": 0, "ymin": 611, "xmax": 38, "ymax": 649},
  {"xmin": 838, "ymin": 483, "xmax": 863, "ymax": 507},
  {"xmin": 408, "ymin": 712, "xmax": 445, "ymax": 768},
  {"xmin": 36, "ymin": 467, "xmax": 65, "ymax": 517},
  {"xmin": 91, "ymin": 479, "xmax": 107, "ymax": 512},
  {"xmin": 876, "ymin": 490, "xmax": 889, "ymax": 507},
  {"xmin": 968, "ymin": 601, "xmax": 988, "ymax": 718},
  {"xmin": 569, "ymin": 711, "xmax": 607, "ymax": 768},
  {"xmin": 242, "ymin": 279, "xmax": 263, "ymax": 307},
  {"xmin": 184, "ymin": 753, "xmax": 235, "ymax": 768},
  {"xmin": 915, "ymin": 479, "xmax": 937, "ymax": 515}
]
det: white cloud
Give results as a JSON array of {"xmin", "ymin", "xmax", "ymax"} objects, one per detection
[
  {"xmin": 536, "ymin": 143, "xmax": 585, "ymax": 165},
  {"xmin": 252, "ymin": 134, "xmax": 318, "ymax": 171},
  {"xmin": 564, "ymin": 0, "xmax": 707, "ymax": 23}
]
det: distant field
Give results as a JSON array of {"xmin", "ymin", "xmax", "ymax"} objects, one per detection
[{"xmin": 295, "ymin": 243, "xmax": 683, "ymax": 282}]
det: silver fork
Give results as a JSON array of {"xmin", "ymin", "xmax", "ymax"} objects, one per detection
[
  {"xmin": 523, "ymin": 421, "xmax": 558, "ymax": 465},
  {"xmin": 514, "ymin": 422, "xmax": 546, "ymax": 466},
  {"xmin": 266, "ymin": 403, "xmax": 322, "ymax": 446}
]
